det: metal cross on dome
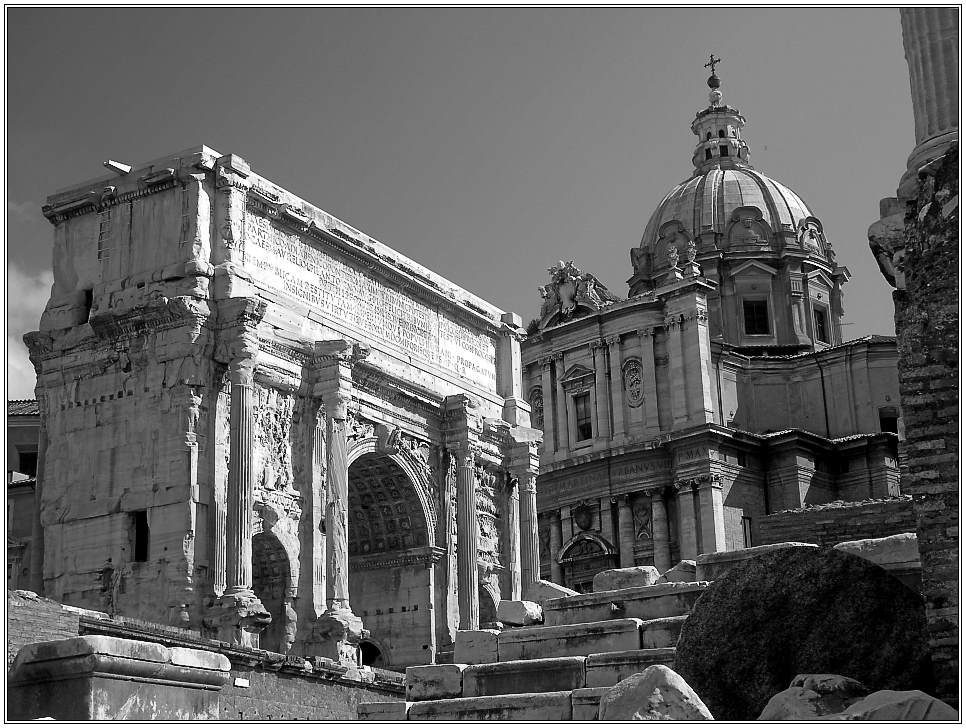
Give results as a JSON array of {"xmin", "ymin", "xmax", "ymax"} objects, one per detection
[{"xmin": 704, "ymin": 53, "xmax": 721, "ymax": 75}]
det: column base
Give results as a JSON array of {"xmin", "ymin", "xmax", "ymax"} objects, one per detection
[
  {"xmin": 206, "ymin": 587, "xmax": 271, "ymax": 648},
  {"xmin": 309, "ymin": 608, "xmax": 366, "ymax": 666}
]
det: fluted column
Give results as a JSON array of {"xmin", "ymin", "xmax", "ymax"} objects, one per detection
[
  {"xmin": 638, "ymin": 328, "xmax": 661, "ymax": 437},
  {"xmin": 505, "ymin": 475, "xmax": 522, "ymax": 600},
  {"xmin": 311, "ymin": 339, "xmax": 368, "ymax": 665},
  {"xmin": 617, "ymin": 495, "xmax": 636, "ymax": 568},
  {"xmin": 665, "ymin": 316, "xmax": 688, "ymax": 428},
  {"xmin": 456, "ymin": 447, "xmax": 480, "ymax": 630},
  {"xmin": 553, "ymin": 353, "xmax": 569, "ymax": 451},
  {"xmin": 295, "ymin": 396, "xmax": 326, "ymax": 653},
  {"xmin": 650, "ymin": 490, "xmax": 672, "ymax": 573},
  {"xmin": 540, "ymin": 358, "xmax": 556, "ymax": 453},
  {"xmin": 606, "ymin": 336, "xmax": 627, "ymax": 443},
  {"xmin": 226, "ymin": 368, "xmax": 256, "ymax": 592},
  {"xmin": 675, "ymin": 481, "xmax": 699, "ymax": 560},
  {"xmin": 549, "ymin": 510, "xmax": 563, "ymax": 584},
  {"xmin": 518, "ymin": 471, "xmax": 541, "ymax": 596},
  {"xmin": 591, "ymin": 340, "xmax": 610, "ymax": 443}
]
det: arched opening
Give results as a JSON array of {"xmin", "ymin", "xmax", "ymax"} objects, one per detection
[
  {"xmin": 559, "ymin": 536, "xmax": 618, "ymax": 594},
  {"xmin": 347, "ymin": 453, "xmax": 432, "ymax": 671},
  {"xmin": 359, "ymin": 639, "xmax": 386, "ymax": 668},
  {"xmin": 479, "ymin": 584, "xmax": 499, "ymax": 627},
  {"xmin": 252, "ymin": 531, "xmax": 292, "ymax": 653}
]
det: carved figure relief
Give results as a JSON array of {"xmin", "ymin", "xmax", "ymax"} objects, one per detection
[
  {"xmin": 253, "ymin": 386, "xmax": 296, "ymax": 493},
  {"xmin": 572, "ymin": 502, "xmax": 595, "ymax": 532},
  {"xmin": 475, "ymin": 466, "xmax": 502, "ymax": 565},
  {"xmin": 632, "ymin": 497, "xmax": 652, "ymax": 542},
  {"xmin": 622, "ymin": 358, "xmax": 645, "ymax": 408},
  {"xmin": 529, "ymin": 387, "xmax": 544, "ymax": 429},
  {"xmin": 537, "ymin": 260, "xmax": 622, "ymax": 327}
]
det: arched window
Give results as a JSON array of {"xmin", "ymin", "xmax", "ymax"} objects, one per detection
[
  {"xmin": 705, "ymin": 148, "xmax": 713, "ymax": 160},
  {"xmin": 706, "ymin": 131, "xmax": 712, "ymax": 141},
  {"xmin": 718, "ymin": 129, "xmax": 726, "ymax": 138}
]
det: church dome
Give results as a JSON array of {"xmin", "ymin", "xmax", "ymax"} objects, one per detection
[{"xmin": 629, "ymin": 68, "xmax": 836, "ymax": 290}]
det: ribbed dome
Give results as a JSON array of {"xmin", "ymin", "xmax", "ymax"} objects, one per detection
[{"xmin": 640, "ymin": 166, "xmax": 814, "ymax": 251}]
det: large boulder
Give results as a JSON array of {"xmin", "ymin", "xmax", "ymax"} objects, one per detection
[
  {"xmin": 598, "ymin": 665, "xmax": 713, "ymax": 721},
  {"xmin": 674, "ymin": 547, "xmax": 934, "ymax": 720},
  {"xmin": 835, "ymin": 690, "xmax": 958, "ymax": 721},
  {"xmin": 496, "ymin": 600, "xmax": 542, "ymax": 626},
  {"xmin": 656, "ymin": 560, "xmax": 696, "ymax": 583},
  {"xmin": 593, "ymin": 566, "xmax": 660, "ymax": 592},
  {"xmin": 758, "ymin": 674, "xmax": 870, "ymax": 720}
]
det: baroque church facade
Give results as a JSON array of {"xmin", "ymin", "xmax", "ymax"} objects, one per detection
[{"xmin": 522, "ymin": 71, "xmax": 902, "ymax": 592}]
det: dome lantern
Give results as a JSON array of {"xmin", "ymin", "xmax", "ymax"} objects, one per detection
[{"xmin": 691, "ymin": 57, "xmax": 751, "ymax": 173}]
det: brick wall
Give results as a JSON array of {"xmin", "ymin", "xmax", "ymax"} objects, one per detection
[
  {"xmin": 757, "ymin": 496, "xmax": 916, "ymax": 547},
  {"xmin": 894, "ymin": 147, "xmax": 959, "ymax": 704},
  {"xmin": 7, "ymin": 590, "xmax": 80, "ymax": 670}
]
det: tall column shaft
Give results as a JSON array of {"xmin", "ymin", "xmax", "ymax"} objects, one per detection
[
  {"xmin": 607, "ymin": 337, "xmax": 626, "ymax": 442},
  {"xmin": 617, "ymin": 496, "xmax": 636, "ymax": 568},
  {"xmin": 540, "ymin": 360, "xmax": 556, "ymax": 452},
  {"xmin": 639, "ymin": 329, "xmax": 661, "ymax": 436},
  {"xmin": 28, "ymin": 400, "xmax": 47, "ymax": 594},
  {"xmin": 680, "ymin": 311, "xmax": 716, "ymax": 425},
  {"xmin": 592, "ymin": 341, "xmax": 610, "ymax": 442},
  {"xmin": 900, "ymin": 8, "xmax": 959, "ymax": 146},
  {"xmin": 226, "ymin": 380, "xmax": 255, "ymax": 590},
  {"xmin": 666, "ymin": 318, "xmax": 688, "ymax": 428},
  {"xmin": 676, "ymin": 483, "xmax": 699, "ymax": 560},
  {"xmin": 549, "ymin": 510, "xmax": 563, "ymax": 584},
  {"xmin": 518, "ymin": 473, "xmax": 540, "ymax": 589},
  {"xmin": 456, "ymin": 449, "xmax": 480, "ymax": 630},
  {"xmin": 651, "ymin": 492, "xmax": 672, "ymax": 573},
  {"xmin": 697, "ymin": 480, "xmax": 727, "ymax": 554},
  {"xmin": 506, "ymin": 477, "xmax": 522, "ymax": 600},
  {"xmin": 553, "ymin": 354, "xmax": 569, "ymax": 451},
  {"xmin": 324, "ymin": 398, "xmax": 351, "ymax": 612}
]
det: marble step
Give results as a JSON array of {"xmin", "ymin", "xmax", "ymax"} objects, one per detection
[
  {"xmin": 572, "ymin": 686, "xmax": 609, "ymax": 721},
  {"xmin": 498, "ymin": 617, "xmax": 646, "ymax": 661},
  {"xmin": 541, "ymin": 580, "xmax": 708, "ymax": 626},
  {"xmin": 461, "ymin": 656, "xmax": 586, "ymax": 698},
  {"xmin": 407, "ymin": 690, "xmax": 574, "ymax": 720},
  {"xmin": 585, "ymin": 647, "xmax": 677, "ymax": 687}
]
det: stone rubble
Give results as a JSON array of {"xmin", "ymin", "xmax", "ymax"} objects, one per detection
[{"xmin": 598, "ymin": 664, "xmax": 714, "ymax": 721}]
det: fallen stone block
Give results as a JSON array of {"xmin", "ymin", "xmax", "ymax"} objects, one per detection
[
  {"xmin": 525, "ymin": 579, "xmax": 578, "ymax": 602},
  {"xmin": 357, "ymin": 701, "xmax": 411, "ymax": 720},
  {"xmin": 571, "ymin": 686, "xmax": 608, "ymax": 721},
  {"xmin": 407, "ymin": 690, "xmax": 574, "ymax": 720},
  {"xmin": 657, "ymin": 559, "xmax": 697, "ymax": 583},
  {"xmin": 498, "ymin": 618, "xmax": 644, "ymax": 661},
  {"xmin": 836, "ymin": 690, "xmax": 958, "ymax": 721},
  {"xmin": 405, "ymin": 663, "xmax": 467, "ymax": 701},
  {"xmin": 598, "ymin": 664, "xmax": 713, "ymax": 720},
  {"xmin": 695, "ymin": 542, "xmax": 818, "ymax": 582},
  {"xmin": 542, "ymin": 581, "xmax": 707, "ymax": 626},
  {"xmin": 496, "ymin": 599, "xmax": 542, "ymax": 626},
  {"xmin": 758, "ymin": 674, "xmax": 870, "ymax": 720},
  {"xmin": 454, "ymin": 629, "xmax": 500, "ymax": 665},
  {"xmin": 593, "ymin": 565, "xmax": 661, "ymax": 592},
  {"xmin": 585, "ymin": 647, "xmax": 676, "ymax": 687},
  {"xmin": 462, "ymin": 656, "xmax": 585, "ymax": 697}
]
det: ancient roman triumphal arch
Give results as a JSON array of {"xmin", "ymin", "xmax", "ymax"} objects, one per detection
[{"xmin": 26, "ymin": 146, "xmax": 541, "ymax": 668}]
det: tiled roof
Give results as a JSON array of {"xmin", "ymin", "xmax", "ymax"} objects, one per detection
[{"xmin": 8, "ymin": 400, "xmax": 39, "ymax": 416}]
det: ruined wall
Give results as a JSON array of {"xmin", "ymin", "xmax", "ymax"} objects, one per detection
[
  {"xmin": 7, "ymin": 590, "xmax": 81, "ymax": 670},
  {"xmin": 893, "ymin": 147, "xmax": 959, "ymax": 703},
  {"xmin": 757, "ymin": 496, "xmax": 917, "ymax": 547}
]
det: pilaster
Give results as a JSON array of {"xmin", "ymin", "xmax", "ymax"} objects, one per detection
[
  {"xmin": 591, "ymin": 339, "xmax": 611, "ymax": 443},
  {"xmin": 649, "ymin": 489, "xmax": 672, "ymax": 573},
  {"xmin": 553, "ymin": 353, "xmax": 569, "ymax": 452},
  {"xmin": 674, "ymin": 480, "xmax": 699, "ymax": 560},
  {"xmin": 638, "ymin": 328, "xmax": 661, "ymax": 437},
  {"xmin": 540, "ymin": 358, "xmax": 556, "ymax": 454},
  {"xmin": 549, "ymin": 510, "xmax": 564, "ymax": 584},
  {"xmin": 616, "ymin": 495, "xmax": 636, "ymax": 568},
  {"xmin": 606, "ymin": 336, "xmax": 627, "ymax": 443}
]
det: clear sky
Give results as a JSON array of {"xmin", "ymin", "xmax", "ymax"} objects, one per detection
[{"xmin": 6, "ymin": 7, "xmax": 915, "ymax": 398}]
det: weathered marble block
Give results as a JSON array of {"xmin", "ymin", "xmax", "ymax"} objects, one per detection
[
  {"xmin": 405, "ymin": 663, "xmax": 467, "ymax": 701},
  {"xmin": 585, "ymin": 647, "xmax": 677, "ymax": 687},
  {"xmin": 542, "ymin": 582, "xmax": 708, "ymax": 626},
  {"xmin": 357, "ymin": 701, "xmax": 411, "ymax": 720},
  {"xmin": 407, "ymin": 690, "xmax": 574, "ymax": 720},
  {"xmin": 641, "ymin": 615, "xmax": 688, "ymax": 649},
  {"xmin": 657, "ymin": 559, "xmax": 697, "ymax": 583},
  {"xmin": 572, "ymin": 686, "xmax": 609, "ymax": 720},
  {"xmin": 496, "ymin": 599, "xmax": 543, "ymax": 626},
  {"xmin": 454, "ymin": 629, "xmax": 500, "ymax": 665},
  {"xmin": 7, "ymin": 636, "xmax": 230, "ymax": 721},
  {"xmin": 833, "ymin": 533, "xmax": 921, "ymax": 590},
  {"xmin": 462, "ymin": 656, "xmax": 585, "ymax": 697},
  {"xmin": 593, "ymin": 566, "xmax": 661, "ymax": 592},
  {"xmin": 695, "ymin": 542, "xmax": 818, "ymax": 582},
  {"xmin": 498, "ymin": 618, "xmax": 644, "ymax": 661}
]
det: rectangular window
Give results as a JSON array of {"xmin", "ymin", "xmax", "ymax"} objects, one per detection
[
  {"xmin": 743, "ymin": 299, "xmax": 770, "ymax": 335},
  {"xmin": 879, "ymin": 415, "xmax": 899, "ymax": 434},
  {"xmin": 704, "ymin": 148, "xmax": 712, "ymax": 160},
  {"xmin": 574, "ymin": 392, "xmax": 593, "ymax": 441},
  {"xmin": 18, "ymin": 452, "xmax": 38, "ymax": 478},
  {"xmin": 813, "ymin": 307, "xmax": 830, "ymax": 343},
  {"xmin": 719, "ymin": 145, "xmax": 729, "ymax": 157},
  {"xmin": 742, "ymin": 516, "xmax": 753, "ymax": 548},
  {"xmin": 736, "ymin": 452, "xmax": 747, "ymax": 467},
  {"xmin": 132, "ymin": 511, "xmax": 149, "ymax": 562}
]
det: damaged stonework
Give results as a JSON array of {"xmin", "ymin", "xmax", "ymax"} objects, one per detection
[{"xmin": 27, "ymin": 145, "xmax": 546, "ymax": 670}]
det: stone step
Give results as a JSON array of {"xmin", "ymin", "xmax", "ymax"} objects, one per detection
[
  {"xmin": 406, "ymin": 690, "xmax": 574, "ymax": 720},
  {"xmin": 357, "ymin": 701, "xmax": 411, "ymax": 721},
  {"xmin": 498, "ymin": 618, "xmax": 645, "ymax": 661},
  {"xmin": 541, "ymin": 580, "xmax": 708, "ymax": 626},
  {"xmin": 585, "ymin": 647, "xmax": 677, "ymax": 687},
  {"xmin": 641, "ymin": 614, "xmax": 688, "ymax": 648},
  {"xmin": 572, "ymin": 686, "xmax": 609, "ymax": 721},
  {"xmin": 462, "ymin": 656, "xmax": 585, "ymax": 698}
]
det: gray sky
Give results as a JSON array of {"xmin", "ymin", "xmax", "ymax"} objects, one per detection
[{"xmin": 6, "ymin": 7, "xmax": 914, "ymax": 398}]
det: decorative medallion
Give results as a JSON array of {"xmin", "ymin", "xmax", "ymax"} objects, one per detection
[
  {"xmin": 572, "ymin": 502, "xmax": 594, "ymax": 532},
  {"xmin": 529, "ymin": 387, "xmax": 544, "ymax": 429},
  {"xmin": 622, "ymin": 358, "xmax": 645, "ymax": 408}
]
